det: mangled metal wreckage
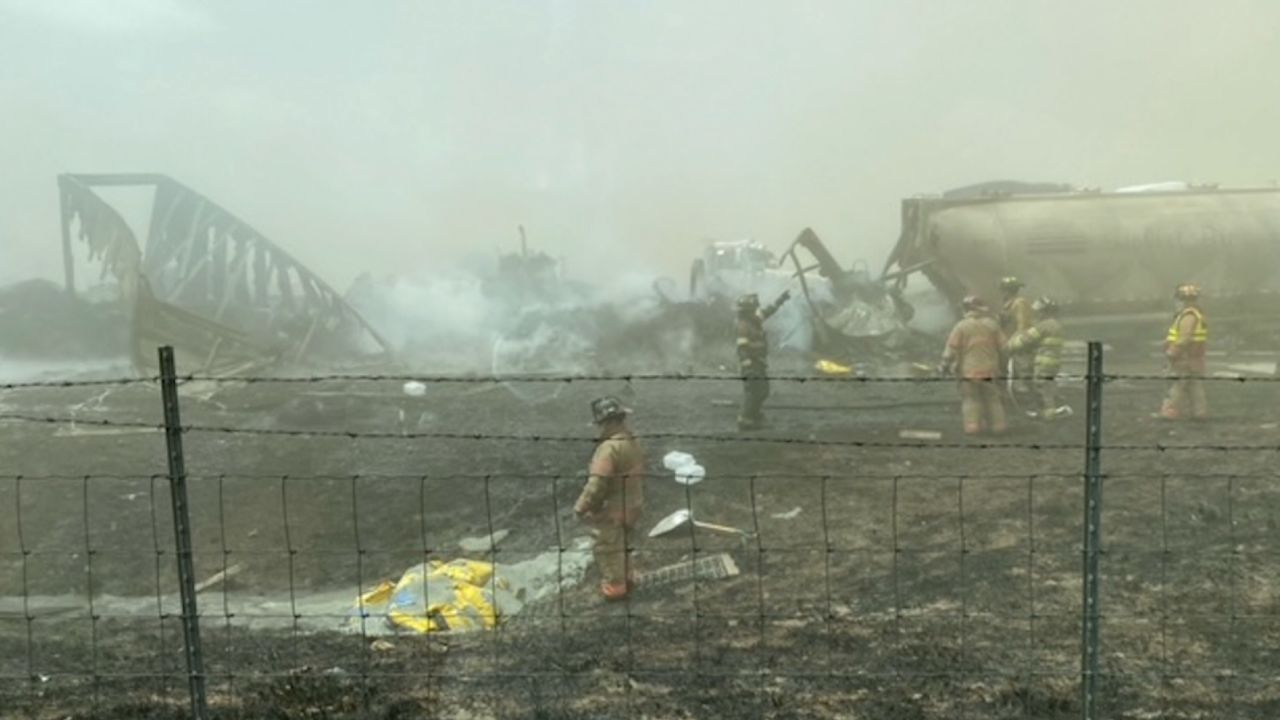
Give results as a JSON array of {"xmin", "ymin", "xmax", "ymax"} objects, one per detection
[
  {"xmin": 59, "ymin": 173, "xmax": 392, "ymax": 376},
  {"xmin": 687, "ymin": 227, "xmax": 918, "ymax": 357}
]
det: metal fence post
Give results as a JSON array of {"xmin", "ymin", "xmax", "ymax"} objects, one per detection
[
  {"xmin": 1081, "ymin": 341, "xmax": 1104, "ymax": 719},
  {"xmin": 158, "ymin": 346, "xmax": 208, "ymax": 719}
]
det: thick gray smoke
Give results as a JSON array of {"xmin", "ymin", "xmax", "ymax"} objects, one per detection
[{"xmin": 3, "ymin": 1, "xmax": 1279, "ymax": 293}]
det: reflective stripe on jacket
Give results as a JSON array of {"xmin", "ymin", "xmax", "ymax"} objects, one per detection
[
  {"xmin": 1007, "ymin": 318, "xmax": 1063, "ymax": 372},
  {"xmin": 1166, "ymin": 307, "xmax": 1208, "ymax": 345}
]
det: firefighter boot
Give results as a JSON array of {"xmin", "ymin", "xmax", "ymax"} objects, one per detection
[{"xmin": 600, "ymin": 581, "xmax": 629, "ymax": 601}]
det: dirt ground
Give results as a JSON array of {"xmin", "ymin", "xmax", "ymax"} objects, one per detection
[{"xmin": 2, "ymin": 347, "xmax": 1280, "ymax": 719}]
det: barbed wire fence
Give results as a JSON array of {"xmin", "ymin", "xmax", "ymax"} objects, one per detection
[{"xmin": 1, "ymin": 343, "xmax": 1278, "ymax": 718}]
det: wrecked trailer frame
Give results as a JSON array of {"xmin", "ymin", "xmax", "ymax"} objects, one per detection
[
  {"xmin": 685, "ymin": 229, "xmax": 918, "ymax": 357},
  {"xmin": 778, "ymin": 227, "xmax": 915, "ymax": 351},
  {"xmin": 59, "ymin": 173, "xmax": 393, "ymax": 375}
]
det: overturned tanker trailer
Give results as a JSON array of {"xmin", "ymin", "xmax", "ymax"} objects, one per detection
[
  {"xmin": 881, "ymin": 184, "xmax": 1280, "ymax": 348},
  {"xmin": 59, "ymin": 173, "xmax": 393, "ymax": 375}
]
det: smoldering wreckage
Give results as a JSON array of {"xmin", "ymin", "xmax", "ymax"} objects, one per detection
[
  {"xmin": 6, "ymin": 174, "xmax": 1280, "ymax": 717},
  {"xmin": 8, "ymin": 173, "xmax": 1279, "ymax": 380},
  {"xmin": 4, "ymin": 173, "xmax": 1279, "ymax": 433},
  {"xmin": 6, "ymin": 175, "xmax": 1280, "ymax": 561}
]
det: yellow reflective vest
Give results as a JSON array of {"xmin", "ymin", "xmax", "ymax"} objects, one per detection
[{"xmin": 1166, "ymin": 307, "xmax": 1208, "ymax": 345}]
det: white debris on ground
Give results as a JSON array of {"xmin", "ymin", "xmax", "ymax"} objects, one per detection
[
  {"xmin": 457, "ymin": 529, "xmax": 510, "ymax": 552},
  {"xmin": 662, "ymin": 449, "xmax": 705, "ymax": 485}
]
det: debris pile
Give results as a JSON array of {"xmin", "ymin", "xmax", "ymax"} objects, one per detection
[{"xmin": 60, "ymin": 173, "xmax": 393, "ymax": 376}]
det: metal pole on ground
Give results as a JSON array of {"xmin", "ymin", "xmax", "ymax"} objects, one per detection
[
  {"xmin": 1080, "ymin": 341, "xmax": 1104, "ymax": 719},
  {"xmin": 158, "ymin": 346, "xmax": 208, "ymax": 719}
]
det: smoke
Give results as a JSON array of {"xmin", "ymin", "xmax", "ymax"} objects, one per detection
[
  {"xmin": 347, "ymin": 270, "xmax": 495, "ymax": 361},
  {"xmin": 347, "ymin": 261, "xmax": 695, "ymax": 376},
  {"xmin": 3, "ymin": 1, "xmax": 1279, "ymax": 295}
]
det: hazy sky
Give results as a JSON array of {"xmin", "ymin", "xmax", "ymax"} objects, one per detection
[{"xmin": 2, "ymin": 0, "xmax": 1278, "ymax": 289}]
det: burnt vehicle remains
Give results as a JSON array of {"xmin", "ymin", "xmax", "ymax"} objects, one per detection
[
  {"xmin": 59, "ymin": 173, "xmax": 393, "ymax": 376},
  {"xmin": 687, "ymin": 228, "xmax": 918, "ymax": 359}
]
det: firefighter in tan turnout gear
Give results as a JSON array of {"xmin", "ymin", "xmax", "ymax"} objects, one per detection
[
  {"xmin": 1007, "ymin": 296, "xmax": 1070, "ymax": 420},
  {"xmin": 940, "ymin": 295, "xmax": 1008, "ymax": 435},
  {"xmin": 574, "ymin": 396, "xmax": 646, "ymax": 601},
  {"xmin": 999, "ymin": 276, "xmax": 1035, "ymax": 407},
  {"xmin": 735, "ymin": 290, "xmax": 790, "ymax": 431},
  {"xmin": 1160, "ymin": 284, "xmax": 1209, "ymax": 420}
]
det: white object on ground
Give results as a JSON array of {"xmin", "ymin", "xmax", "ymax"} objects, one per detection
[
  {"xmin": 675, "ymin": 464, "xmax": 705, "ymax": 486},
  {"xmin": 662, "ymin": 451, "xmax": 696, "ymax": 471},
  {"xmin": 195, "ymin": 563, "xmax": 244, "ymax": 594},
  {"xmin": 662, "ymin": 450, "xmax": 705, "ymax": 485},
  {"xmin": 402, "ymin": 381, "xmax": 427, "ymax": 397},
  {"xmin": 1114, "ymin": 181, "xmax": 1189, "ymax": 193},
  {"xmin": 898, "ymin": 429, "xmax": 942, "ymax": 440},
  {"xmin": 648, "ymin": 508, "xmax": 750, "ymax": 538},
  {"xmin": 770, "ymin": 507, "xmax": 802, "ymax": 520},
  {"xmin": 458, "ymin": 529, "xmax": 510, "ymax": 552}
]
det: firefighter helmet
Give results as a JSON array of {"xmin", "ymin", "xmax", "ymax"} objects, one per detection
[
  {"xmin": 1174, "ymin": 283, "xmax": 1201, "ymax": 301},
  {"xmin": 961, "ymin": 294, "xmax": 987, "ymax": 311},
  {"xmin": 1031, "ymin": 296, "xmax": 1059, "ymax": 315},
  {"xmin": 999, "ymin": 276, "xmax": 1024, "ymax": 292},
  {"xmin": 736, "ymin": 293, "xmax": 760, "ymax": 312},
  {"xmin": 590, "ymin": 396, "xmax": 630, "ymax": 424}
]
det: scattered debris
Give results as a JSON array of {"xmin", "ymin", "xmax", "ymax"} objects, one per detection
[
  {"xmin": 53, "ymin": 423, "xmax": 159, "ymax": 438},
  {"xmin": 898, "ymin": 429, "xmax": 943, "ymax": 440},
  {"xmin": 662, "ymin": 451, "xmax": 695, "ymax": 470},
  {"xmin": 814, "ymin": 359, "xmax": 854, "ymax": 376},
  {"xmin": 357, "ymin": 559, "xmax": 519, "ymax": 635},
  {"xmin": 687, "ymin": 228, "xmax": 917, "ymax": 356},
  {"xmin": 354, "ymin": 538, "xmax": 595, "ymax": 635},
  {"xmin": 457, "ymin": 529, "xmax": 510, "ymax": 553},
  {"xmin": 60, "ymin": 173, "xmax": 393, "ymax": 376},
  {"xmin": 1223, "ymin": 362, "xmax": 1278, "ymax": 376},
  {"xmin": 770, "ymin": 507, "xmax": 803, "ymax": 520},
  {"xmin": 675, "ymin": 464, "xmax": 706, "ymax": 486},
  {"xmin": 662, "ymin": 450, "xmax": 706, "ymax": 485},
  {"xmin": 369, "ymin": 639, "xmax": 395, "ymax": 652},
  {"xmin": 634, "ymin": 553, "xmax": 740, "ymax": 588},
  {"xmin": 648, "ymin": 509, "xmax": 752, "ymax": 538},
  {"xmin": 194, "ymin": 563, "xmax": 244, "ymax": 594}
]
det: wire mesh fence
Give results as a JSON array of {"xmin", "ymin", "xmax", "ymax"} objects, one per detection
[{"xmin": 1, "ymin": 344, "xmax": 1279, "ymax": 718}]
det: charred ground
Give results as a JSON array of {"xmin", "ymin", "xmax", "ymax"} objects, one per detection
[{"xmin": 1, "ymin": 349, "xmax": 1279, "ymax": 718}]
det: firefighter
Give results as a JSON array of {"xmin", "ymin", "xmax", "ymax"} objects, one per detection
[
  {"xmin": 1160, "ymin": 284, "xmax": 1209, "ymax": 420},
  {"xmin": 735, "ymin": 290, "xmax": 791, "ymax": 430},
  {"xmin": 940, "ymin": 295, "xmax": 1008, "ymax": 435},
  {"xmin": 574, "ymin": 396, "xmax": 646, "ymax": 601},
  {"xmin": 999, "ymin": 276, "xmax": 1035, "ymax": 406},
  {"xmin": 1007, "ymin": 296, "xmax": 1070, "ymax": 419}
]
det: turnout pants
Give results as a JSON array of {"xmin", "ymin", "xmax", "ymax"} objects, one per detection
[
  {"xmin": 591, "ymin": 518, "xmax": 636, "ymax": 585},
  {"xmin": 1035, "ymin": 364, "xmax": 1061, "ymax": 417},
  {"xmin": 1162, "ymin": 370, "xmax": 1208, "ymax": 420},
  {"xmin": 959, "ymin": 379, "xmax": 1007, "ymax": 435},
  {"xmin": 739, "ymin": 369, "xmax": 770, "ymax": 427},
  {"xmin": 1011, "ymin": 354, "xmax": 1036, "ymax": 405}
]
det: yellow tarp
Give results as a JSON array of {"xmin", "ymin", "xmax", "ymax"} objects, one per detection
[{"xmin": 357, "ymin": 559, "xmax": 513, "ymax": 634}]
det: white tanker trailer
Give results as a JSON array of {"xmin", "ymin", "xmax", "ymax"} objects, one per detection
[{"xmin": 882, "ymin": 183, "xmax": 1280, "ymax": 349}]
